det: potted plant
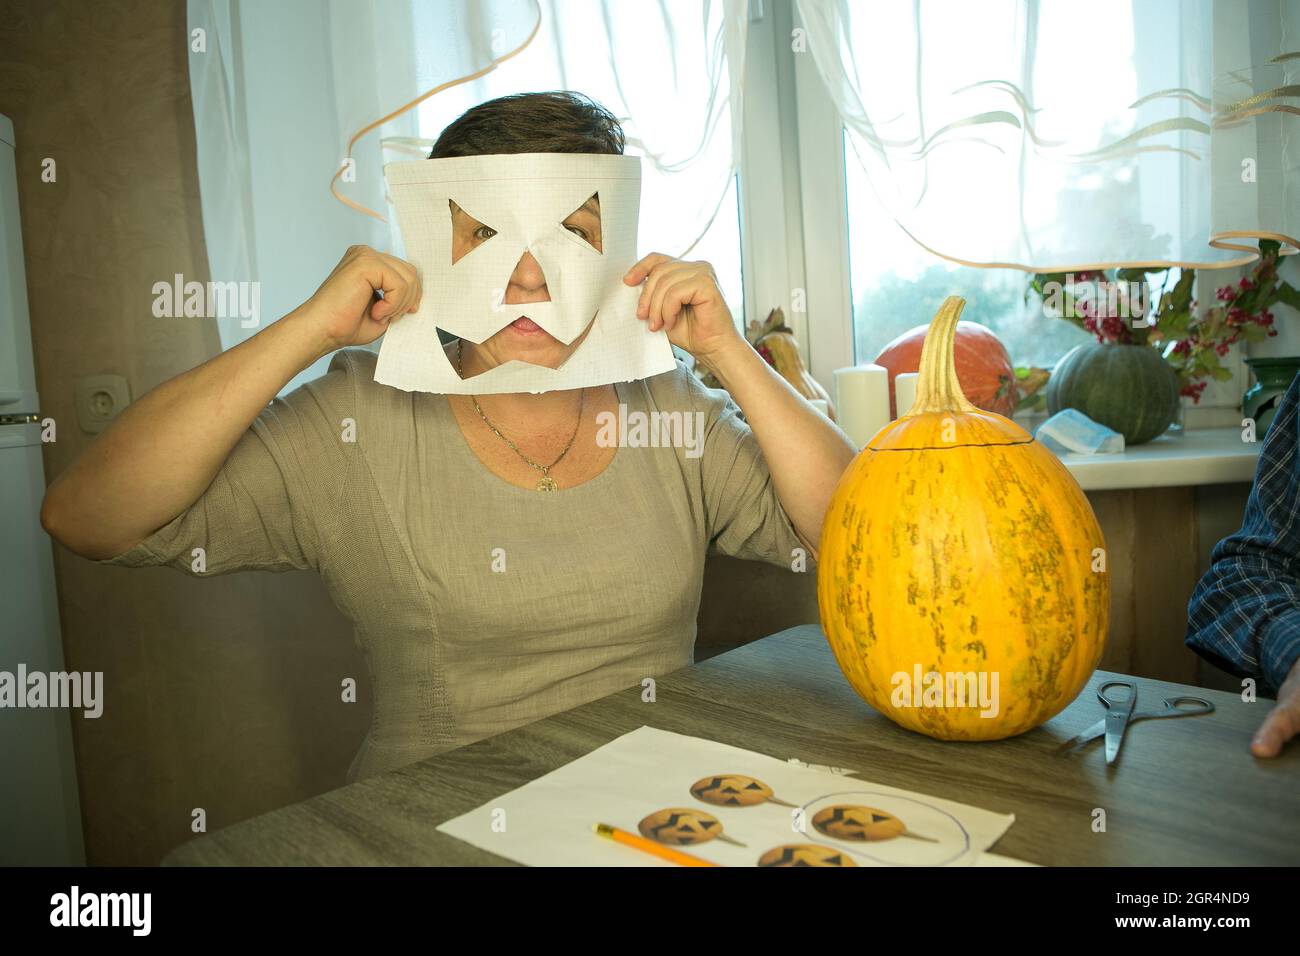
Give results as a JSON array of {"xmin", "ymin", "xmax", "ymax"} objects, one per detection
[{"xmin": 1026, "ymin": 240, "xmax": 1299, "ymax": 444}]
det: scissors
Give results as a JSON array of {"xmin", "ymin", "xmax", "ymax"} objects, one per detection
[{"xmin": 1057, "ymin": 680, "xmax": 1214, "ymax": 764}]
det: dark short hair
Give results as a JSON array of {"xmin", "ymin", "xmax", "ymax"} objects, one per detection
[{"xmin": 428, "ymin": 91, "xmax": 625, "ymax": 158}]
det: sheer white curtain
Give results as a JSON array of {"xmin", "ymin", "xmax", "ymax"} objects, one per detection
[
  {"xmin": 796, "ymin": 0, "xmax": 1299, "ymax": 272},
  {"xmin": 383, "ymin": 0, "xmax": 747, "ymax": 264},
  {"xmin": 187, "ymin": 0, "xmax": 747, "ymax": 393}
]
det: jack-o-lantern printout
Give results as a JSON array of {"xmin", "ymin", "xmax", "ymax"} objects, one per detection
[
  {"xmin": 435, "ymin": 726, "xmax": 1024, "ymax": 867},
  {"xmin": 375, "ymin": 152, "xmax": 677, "ymax": 396}
]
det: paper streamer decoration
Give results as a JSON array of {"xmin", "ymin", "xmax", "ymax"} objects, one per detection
[
  {"xmin": 833, "ymin": 364, "xmax": 891, "ymax": 447},
  {"xmin": 375, "ymin": 152, "xmax": 676, "ymax": 395},
  {"xmin": 893, "ymin": 372, "xmax": 919, "ymax": 420},
  {"xmin": 329, "ymin": 0, "xmax": 543, "ymax": 223}
]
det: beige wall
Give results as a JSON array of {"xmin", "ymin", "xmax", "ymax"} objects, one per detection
[
  {"xmin": 3, "ymin": 0, "xmax": 367, "ymax": 866},
  {"xmin": 0, "ymin": 0, "xmax": 808, "ymax": 868},
  {"xmin": 0, "ymin": 0, "xmax": 789, "ymax": 867}
]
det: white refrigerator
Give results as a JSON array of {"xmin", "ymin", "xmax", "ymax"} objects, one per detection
[{"xmin": 0, "ymin": 112, "xmax": 86, "ymax": 864}]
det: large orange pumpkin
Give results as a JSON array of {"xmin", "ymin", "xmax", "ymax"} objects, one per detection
[
  {"xmin": 874, "ymin": 319, "xmax": 1016, "ymax": 419},
  {"xmin": 818, "ymin": 297, "xmax": 1108, "ymax": 740}
]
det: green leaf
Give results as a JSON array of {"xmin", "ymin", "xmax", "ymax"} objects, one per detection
[
  {"xmin": 1166, "ymin": 269, "xmax": 1195, "ymax": 313},
  {"xmin": 1235, "ymin": 283, "xmax": 1263, "ymax": 313},
  {"xmin": 1275, "ymin": 282, "xmax": 1300, "ymax": 311},
  {"xmin": 1015, "ymin": 391, "xmax": 1047, "ymax": 412},
  {"xmin": 1117, "ymin": 267, "xmax": 1166, "ymax": 282},
  {"xmin": 1191, "ymin": 350, "xmax": 1221, "ymax": 374},
  {"xmin": 1030, "ymin": 272, "xmax": 1063, "ymax": 294},
  {"xmin": 1156, "ymin": 307, "xmax": 1192, "ymax": 338}
]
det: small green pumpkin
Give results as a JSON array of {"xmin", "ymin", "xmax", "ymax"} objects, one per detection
[{"xmin": 1047, "ymin": 343, "xmax": 1180, "ymax": 445}]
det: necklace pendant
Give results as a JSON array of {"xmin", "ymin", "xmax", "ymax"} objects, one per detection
[{"xmin": 536, "ymin": 475, "xmax": 560, "ymax": 492}]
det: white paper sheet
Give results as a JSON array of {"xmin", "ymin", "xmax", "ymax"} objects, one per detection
[
  {"xmin": 375, "ymin": 152, "xmax": 676, "ymax": 395},
  {"xmin": 437, "ymin": 726, "xmax": 1019, "ymax": 867}
]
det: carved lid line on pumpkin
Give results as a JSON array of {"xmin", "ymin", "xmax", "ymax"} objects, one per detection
[{"xmin": 867, "ymin": 437, "xmax": 1035, "ymax": 452}]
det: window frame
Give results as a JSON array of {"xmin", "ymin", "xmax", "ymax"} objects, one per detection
[
  {"xmin": 737, "ymin": 0, "xmax": 853, "ymax": 387},
  {"xmin": 738, "ymin": 0, "xmax": 1244, "ymax": 420}
]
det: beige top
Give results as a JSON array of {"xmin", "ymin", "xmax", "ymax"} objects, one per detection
[{"xmin": 100, "ymin": 348, "xmax": 806, "ymax": 782}]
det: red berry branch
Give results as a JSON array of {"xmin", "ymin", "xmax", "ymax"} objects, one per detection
[{"xmin": 1029, "ymin": 240, "xmax": 1299, "ymax": 402}]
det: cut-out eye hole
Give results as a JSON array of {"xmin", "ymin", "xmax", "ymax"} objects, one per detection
[
  {"xmin": 449, "ymin": 199, "xmax": 498, "ymax": 264},
  {"xmin": 561, "ymin": 192, "xmax": 602, "ymax": 253}
]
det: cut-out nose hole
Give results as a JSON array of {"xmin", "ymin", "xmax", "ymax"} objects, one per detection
[{"xmin": 508, "ymin": 252, "xmax": 550, "ymax": 298}]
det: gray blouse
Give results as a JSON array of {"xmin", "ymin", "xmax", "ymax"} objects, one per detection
[{"xmin": 100, "ymin": 348, "xmax": 807, "ymax": 781}]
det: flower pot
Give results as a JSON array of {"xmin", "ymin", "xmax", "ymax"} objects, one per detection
[
  {"xmin": 1046, "ymin": 343, "xmax": 1181, "ymax": 445},
  {"xmin": 1243, "ymin": 357, "xmax": 1300, "ymax": 439}
]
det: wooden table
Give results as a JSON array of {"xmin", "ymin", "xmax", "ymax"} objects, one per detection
[{"xmin": 164, "ymin": 625, "xmax": 1299, "ymax": 866}]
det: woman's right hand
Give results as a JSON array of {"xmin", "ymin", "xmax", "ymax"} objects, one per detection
[{"xmin": 300, "ymin": 245, "xmax": 422, "ymax": 352}]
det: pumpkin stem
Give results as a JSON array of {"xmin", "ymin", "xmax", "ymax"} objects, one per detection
[{"xmin": 905, "ymin": 296, "xmax": 978, "ymax": 416}]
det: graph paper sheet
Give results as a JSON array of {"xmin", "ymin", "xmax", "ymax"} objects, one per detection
[
  {"xmin": 437, "ymin": 726, "xmax": 1024, "ymax": 867},
  {"xmin": 374, "ymin": 152, "xmax": 675, "ymax": 395}
]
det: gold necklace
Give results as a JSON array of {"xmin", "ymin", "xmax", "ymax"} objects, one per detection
[{"xmin": 457, "ymin": 339, "xmax": 584, "ymax": 492}]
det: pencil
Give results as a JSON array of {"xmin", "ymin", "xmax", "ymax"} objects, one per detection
[{"xmin": 593, "ymin": 823, "xmax": 722, "ymax": 867}]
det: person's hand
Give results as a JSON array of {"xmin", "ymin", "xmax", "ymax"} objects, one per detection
[
  {"xmin": 1252, "ymin": 656, "xmax": 1300, "ymax": 757},
  {"xmin": 299, "ymin": 245, "xmax": 421, "ymax": 352},
  {"xmin": 624, "ymin": 254, "xmax": 744, "ymax": 364}
]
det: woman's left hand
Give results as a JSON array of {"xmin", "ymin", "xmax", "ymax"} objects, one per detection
[{"xmin": 624, "ymin": 254, "xmax": 743, "ymax": 363}]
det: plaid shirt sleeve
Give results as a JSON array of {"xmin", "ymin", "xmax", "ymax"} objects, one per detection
[{"xmin": 1185, "ymin": 371, "xmax": 1300, "ymax": 697}]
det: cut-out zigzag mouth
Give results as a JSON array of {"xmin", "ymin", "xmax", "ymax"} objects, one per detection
[{"xmin": 438, "ymin": 316, "xmax": 598, "ymax": 377}]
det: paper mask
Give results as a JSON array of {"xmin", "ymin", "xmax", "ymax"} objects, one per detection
[{"xmin": 374, "ymin": 152, "xmax": 676, "ymax": 394}]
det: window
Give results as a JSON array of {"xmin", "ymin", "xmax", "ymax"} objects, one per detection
[
  {"xmin": 843, "ymin": 127, "xmax": 1094, "ymax": 368},
  {"xmin": 678, "ymin": 173, "xmax": 745, "ymax": 328},
  {"xmin": 764, "ymin": 0, "xmax": 1246, "ymax": 419}
]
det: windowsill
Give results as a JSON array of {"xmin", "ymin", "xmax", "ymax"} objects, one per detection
[{"xmin": 1042, "ymin": 426, "xmax": 1260, "ymax": 491}]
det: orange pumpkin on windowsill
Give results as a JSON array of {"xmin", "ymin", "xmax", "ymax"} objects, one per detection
[
  {"xmin": 818, "ymin": 296, "xmax": 1108, "ymax": 741},
  {"xmin": 874, "ymin": 319, "xmax": 1017, "ymax": 419}
]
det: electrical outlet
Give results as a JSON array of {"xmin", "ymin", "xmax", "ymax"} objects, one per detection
[{"xmin": 74, "ymin": 375, "xmax": 130, "ymax": 434}]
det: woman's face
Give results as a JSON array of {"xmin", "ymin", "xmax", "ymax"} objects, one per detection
[{"xmin": 449, "ymin": 196, "xmax": 603, "ymax": 373}]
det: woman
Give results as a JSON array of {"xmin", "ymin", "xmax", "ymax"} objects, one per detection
[{"xmin": 41, "ymin": 91, "xmax": 857, "ymax": 781}]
